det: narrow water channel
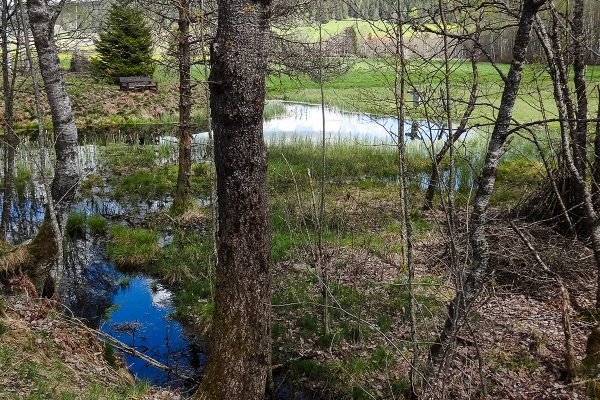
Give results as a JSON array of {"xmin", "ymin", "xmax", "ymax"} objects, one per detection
[{"xmin": 60, "ymin": 236, "xmax": 205, "ymax": 394}]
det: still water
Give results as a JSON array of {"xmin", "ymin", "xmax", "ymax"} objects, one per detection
[
  {"xmin": 262, "ymin": 101, "xmax": 462, "ymax": 143},
  {"xmin": 7, "ymin": 102, "xmax": 463, "ymax": 396}
]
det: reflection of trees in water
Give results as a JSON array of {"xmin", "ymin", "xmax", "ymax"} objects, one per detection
[
  {"xmin": 104, "ymin": 301, "xmax": 206, "ymax": 389},
  {"xmin": 98, "ymin": 312, "xmax": 206, "ymax": 391},
  {"xmin": 4, "ymin": 127, "xmax": 212, "ymax": 391},
  {"xmin": 0, "ymin": 194, "xmax": 45, "ymax": 245},
  {"xmin": 60, "ymin": 235, "xmax": 206, "ymax": 389},
  {"xmin": 61, "ymin": 237, "xmax": 120, "ymax": 329}
]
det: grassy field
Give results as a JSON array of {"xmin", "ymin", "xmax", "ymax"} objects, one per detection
[{"xmin": 266, "ymin": 59, "xmax": 600, "ymax": 127}]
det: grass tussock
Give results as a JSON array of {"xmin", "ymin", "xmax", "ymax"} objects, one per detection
[
  {"xmin": 0, "ymin": 244, "xmax": 31, "ymax": 275},
  {"xmin": 107, "ymin": 225, "xmax": 159, "ymax": 269}
]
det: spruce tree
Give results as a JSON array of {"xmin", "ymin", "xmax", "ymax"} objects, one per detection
[{"xmin": 90, "ymin": 0, "xmax": 156, "ymax": 80}]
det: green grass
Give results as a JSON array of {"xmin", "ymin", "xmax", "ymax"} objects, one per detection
[
  {"xmin": 66, "ymin": 212, "xmax": 86, "ymax": 238},
  {"xmin": 263, "ymin": 101, "xmax": 287, "ymax": 120},
  {"xmin": 152, "ymin": 230, "xmax": 212, "ymax": 284},
  {"xmin": 267, "ymin": 60, "xmax": 600, "ymax": 127},
  {"xmin": 107, "ymin": 225, "xmax": 159, "ymax": 268},
  {"xmin": 14, "ymin": 163, "xmax": 33, "ymax": 200},
  {"xmin": 267, "ymin": 137, "xmax": 401, "ymax": 190},
  {"xmin": 87, "ymin": 214, "xmax": 108, "ymax": 235},
  {"xmin": 101, "ymin": 143, "xmax": 157, "ymax": 170},
  {"xmin": 117, "ymin": 275, "xmax": 132, "ymax": 289},
  {"xmin": 150, "ymin": 230, "xmax": 216, "ymax": 323},
  {"xmin": 110, "ymin": 166, "xmax": 177, "ymax": 201}
]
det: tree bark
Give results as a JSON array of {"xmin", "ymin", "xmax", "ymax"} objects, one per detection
[
  {"xmin": 425, "ymin": 0, "xmax": 546, "ymax": 396},
  {"xmin": 174, "ymin": 0, "xmax": 192, "ymax": 209},
  {"xmin": 535, "ymin": 12, "xmax": 600, "ymax": 314},
  {"xmin": 1, "ymin": 0, "xmax": 18, "ymax": 241},
  {"xmin": 192, "ymin": 0, "xmax": 272, "ymax": 397},
  {"xmin": 26, "ymin": 0, "xmax": 79, "ymax": 228},
  {"xmin": 24, "ymin": 0, "xmax": 79, "ymax": 292},
  {"xmin": 572, "ymin": 0, "xmax": 587, "ymax": 168}
]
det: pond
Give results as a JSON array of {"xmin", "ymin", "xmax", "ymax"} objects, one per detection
[
  {"xmin": 4, "ymin": 102, "xmax": 467, "ymax": 397},
  {"xmin": 61, "ymin": 237, "xmax": 205, "ymax": 393},
  {"xmin": 262, "ymin": 101, "xmax": 467, "ymax": 144}
]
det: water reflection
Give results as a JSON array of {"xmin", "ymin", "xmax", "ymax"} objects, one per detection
[
  {"xmin": 101, "ymin": 276, "xmax": 205, "ymax": 388},
  {"xmin": 61, "ymin": 236, "xmax": 205, "ymax": 390},
  {"xmin": 263, "ymin": 101, "xmax": 462, "ymax": 143},
  {"xmin": 2, "ymin": 104, "xmax": 463, "ymax": 397}
]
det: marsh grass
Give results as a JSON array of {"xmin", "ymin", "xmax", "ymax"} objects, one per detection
[
  {"xmin": 66, "ymin": 212, "xmax": 86, "ymax": 238},
  {"xmin": 263, "ymin": 101, "xmax": 287, "ymax": 120},
  {"xmin": 151, "ymin": 230, "xmax": 215, "ymax": 324},
  {"xmin": 87, "ymin": 214, "xmax": 108, "ymax": 236},
  {"xmin": 14, "ymin": 162, "xmax": 34, "ymax": 200},
  {"xmin": 102, "ymin": 143, "xmax": 157, "ymax": 170},
  {"xmin": 110, "ymin": 166, "xmax": 177, "ymax": 201},
  {"xmin": 152, "ymin": 231, "xmax": 211, "ymax": 284},
  {"xmin": 268, "ymin": 137, "xmax": 402, "ymax": 189},
  {"xmin": 107, "ymin": 225, "xmax": 159, "ymax": 268}
]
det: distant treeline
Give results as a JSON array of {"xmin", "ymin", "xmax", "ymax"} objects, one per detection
[
  {"xmin": 53, "ymin": 0, "xmax": 600, "ymax": 65},
  {"xmin": 308, "ymin": 0, "xmax": 436, "ymax": 22},
  {"xmin": 309, "ymin": 0, "xmax": 600, "ymax": 65}
]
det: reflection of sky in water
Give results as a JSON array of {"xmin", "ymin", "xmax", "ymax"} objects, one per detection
[
  {"xmin": 263, "ymin": 103, "xmax": 399, "ymax": 142},
  {"xmin": 102, "ymin": 276, "xmax": 204, "ymax": 387},
  {"xmin": 262, "ymin": 102, "xmax": 456, "ymax": 143}
]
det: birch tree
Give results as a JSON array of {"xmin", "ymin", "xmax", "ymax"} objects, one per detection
[
  {"xmin": 0, "ymin": 0, "xmax": 80, "ymax": 293},
  {"xmin": 1, "ymin": 0, "xmax": 18, "ymax": 241},
  {"xmin": 424, "ymin": 0, "xmax": 547, "ymax": 396}
]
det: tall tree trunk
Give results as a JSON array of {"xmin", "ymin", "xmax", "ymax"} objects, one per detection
[
  {"xmin": 424, "ymin": 0, "xmax": 546, "ymax": 396},
  {"xmin": 25, "ymin": 0, "xmax": 79, "ymax": 292},
  {"xmin": 174, "ymin": 0, "xmax": 192, "ymax": 209},
  {"xmin": 572, "ymin": 0, "xmax": 587, "ymax": 161},
  {"xmin": 192, "ymin": 0, "xmax": 272, "ymax": 397},
  {"xmin": 1, "ymin": 0, "xmax": 18, "ymax": 241},
  {"xmin": 26, "ymin": 0, "xmax": 79, "ymax": 228}
]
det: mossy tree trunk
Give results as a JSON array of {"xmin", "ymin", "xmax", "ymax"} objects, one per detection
[
  {"xmin": 192, "ymin": 0, "xmax": 272, "ymax": 397},
  {"xmin": 23, "ymin": 0, "xmax": 79, "ymax": 291}
]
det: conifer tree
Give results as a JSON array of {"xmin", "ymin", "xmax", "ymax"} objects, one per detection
[{"xmin": 90, "ymin": 0, "xmax": 155, "ymax": 79}]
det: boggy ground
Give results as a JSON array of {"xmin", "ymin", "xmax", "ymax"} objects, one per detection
[
  {"xmin": 1, "ymin": 81, "xmax": 597, "ymax": 398},
  {"xmin": 0, "ymin": 191, "xmax": 597, "ymax": 399}
]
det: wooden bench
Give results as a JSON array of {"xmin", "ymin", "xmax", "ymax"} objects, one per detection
[{"xmin": 119, "ymin": 76, "xmax": 158, "ymax": 92}]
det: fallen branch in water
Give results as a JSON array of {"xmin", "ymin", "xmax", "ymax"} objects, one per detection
[
  {"xmin": 94, "ymin": 329, "xmax": 200, "ymax": 384},
  {"xmin": 53, "ymin": 300, "xmax": 200, "ymax": 385}
]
